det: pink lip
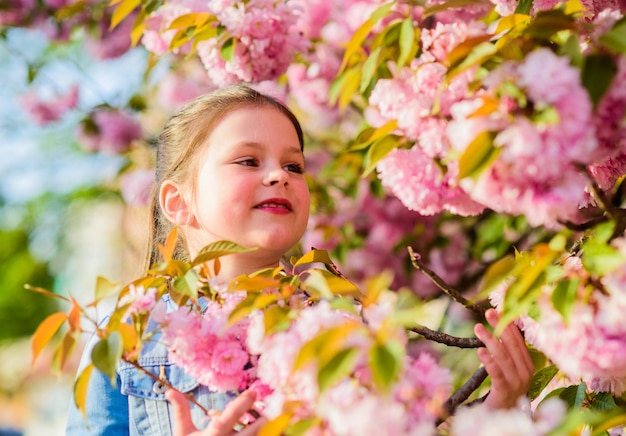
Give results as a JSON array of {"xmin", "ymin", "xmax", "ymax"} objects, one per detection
[{"xmin": 254, "ymin": 198, "xmax": 293, "ymax": 213}]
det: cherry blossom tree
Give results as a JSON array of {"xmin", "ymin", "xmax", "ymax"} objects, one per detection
[{"xmin": 6, "ymin": 0, "xmax": 626, "ymax": 433}]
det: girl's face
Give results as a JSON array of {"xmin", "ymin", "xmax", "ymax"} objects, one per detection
[{"xmin": 186, "ymin": 105, "xmax": 310, "ymax": 262}]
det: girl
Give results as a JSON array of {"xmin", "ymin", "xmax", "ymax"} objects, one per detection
[{"xmin": 65, "ymin": 84, "xmax": 533, "ymax": 435}]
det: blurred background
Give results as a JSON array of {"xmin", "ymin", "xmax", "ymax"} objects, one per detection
[{"xmin": 0, "ymin": 27, "xmax": 156, "ymax": 435}]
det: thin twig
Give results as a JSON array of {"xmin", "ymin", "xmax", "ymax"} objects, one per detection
[
  {"xmin": 437, "ymin": 367, "xmax": 489, "ymax": 426},
  {"xmin": 125, "ymin": 359, "xmax": 211, "ymax": 415},
  {"xmin": 410, "ymin": 325, "xmax": 484, "ymax": 348},
  {"xmin": 559, "ymin": 215, "xmax": 608, "ymax": 231},
  {"xmin": 408, "ymin": 247, "xmax": 485, "ymax": 320}
]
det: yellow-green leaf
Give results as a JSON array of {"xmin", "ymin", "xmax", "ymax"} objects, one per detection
[
  {"xmin": 110, "ymin": 0, "xmax": 140, "ymax": 30},
  {"xmin": 293, "ymin": 249, "xmax": 333, "ymax": 267},
  {"xmin": 494, "ymin": 14, "xmax": 531, "ymax": 35},
  {"xmin": 338, "ymin": 66, "xmax": 361, "ymax": 111},
  {"xmin": 338, "ymin": 2, "xmax": 393, "ymax": 73},
  {"xmin": 32, "ymin": 312, "xmax": 67, "ymax": 365},
  {"xmin": 293, "ymin": 323, "xmax": 359, "ymax": 371},
  {"xmin": 397, "ymin": 18, "xmax": 416, "ymax": 68},
  {"xmin": 318, "ymin": 347, "xmax": 360, "ymax": 391},
  {"xmin": 369, "ymin": 341, "xmax": 404, "ymax": 392},
  {"xmin": 360, "ymin": 45, "xmax": 382, "ymax": 93},
  {"xmin": 363, "ymin": 135, "xmax": 400, "ymax": 176},
  {"xmin": 457, "ymin": 130, "xmax": 499, "ymax": 180},
  {"xmin": 228, "ymin": 293, "xmax": 258, "ymax": 325},
  {"xmin": 348, "ymin": 119, "xmax": 397, "ymax": 152},
  {"xmin": 95, "ymin": 276, "xmax": 122, "ymax": 303},
  {"xmin": 259, "ymin": 413, "xmax": 292, "ymax": 436},
  {"xmin": 263, "ymin": 305, "xmax": 291, "ymax": 334},
  {"xmin": 74, "ymin": 363, "xmax": 94, "ymax": 419},
  {"xmin": 173, "ymin": 268, "xmax": 199, "ymax": 300},
  {"xmin": 191, "ymin": 240, "xmax": 256, "ymax": 266},
  {"xmin": 446, "ymin": 41, "xmax": 496, "ymax": 80},
  {"xmin": 478, "ymin": 254, "xmax": 515, "ymax": 299},
  {"xmin": 52, "ymin": 330, "xmax": 77, "ymax": 373},
  {"xmin": 25, "ymin": 284, "xmax": 70, "ymax": 302},
  {"xmin": 228, "ymin": 275, "xmax": 279, "ymax": 292}
]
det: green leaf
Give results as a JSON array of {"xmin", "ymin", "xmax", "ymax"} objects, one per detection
[
  {"xmin": 525, "ymin": 10, "xmax": 576, "ymax": 40},
  {"xmin": 360, "ymin": 46, "xmax": 382, "ymax": 93},
  {"xmin": 369, "ymin": 341, "xmax": 404, "ymax": 392},
  {"xmin": 220, "ymin": 38, "xmax": 235, "ymax": 61},
  {"xmin": 91, "ymin": 332, "xmax": 123, "ymax": 388},
  {"xmin": 581, "ymin": 240, "xmax": 626, "ymax": 275},
  {"xmin": 318, "ymin": 347, "xmax": 360, "ymax": 391},
  {"xmin": 397, "ymin": 18, "xmax": 416, "ymax": 68},
  {"xmin": 515, "ymin": 0, "xmax": 533, "ymax": 14},
  {"xmin": 191, "ymin": 240, "xmax": 256, "ymax": 266},
  {"xmin": 457, "ymin": 131, "xmax": 499, "ymax": 180},
  {"xmin": 528, "ymin": 365, "xmax": 558, "ymax": 401},
  {"xmin": 173, "ymin": 268, "xmax": 199, "ymax": 300},
  {"xmin": 599, "ymin": 18, "xmax": 626, "ymax": 54},
  {"xmin": 551, "ymin": 278, "xmax": 578, "ymax": 321},
  {"xmin": 559, "ymin": 382, "xmax": 587, "ymax": 408},
  {"xmin": 582, "ymin": 54, "xmax": 617, "ymax": 108},
  {"xmin": 591, "ymin": 392, "xmax": 617, "ymax": 411}
]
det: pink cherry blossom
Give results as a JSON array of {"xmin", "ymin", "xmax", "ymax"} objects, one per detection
[
  {"xmin": 119, "ymin": 285, "xmax": 158, "ymax": 317},
  {"xmin": 76, "ymin": 108, "xmax": 143, "ymax": 154},
  {"xmin": 19, "ymin": 85, "xmax": 79, "ymax": 125}
]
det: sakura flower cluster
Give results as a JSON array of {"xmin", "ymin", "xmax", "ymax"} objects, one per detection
[
  {"xmin": 250, "ymin": 298, "xmax": 452, "ymax": 435},
  {"xmin": 156, "ymin": 280, "xmax": 452, "ymax": 434},
  {"xmin": 490, "ymin": 245, "xmax": 626, "ymax": 396},
  {"xmin": 142, "ymin": 0, "xmax": 309, "ymax": 86},
  {"xmin": 159, "ymin": 285, "xmax": 253, "ymax": 392},
  {"xmin": 375, "ymin": 41, "xmax": 625, "ymax": 229}
]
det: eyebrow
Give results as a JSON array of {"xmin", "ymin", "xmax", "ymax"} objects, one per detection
[{"xmin": 236, "ymin": 141, "xmax": 303, "ymax": 156}]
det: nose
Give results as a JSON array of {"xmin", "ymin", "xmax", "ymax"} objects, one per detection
[{"xmin": 263, "ymin": 166, "xmax": 289, "ymax": 187}]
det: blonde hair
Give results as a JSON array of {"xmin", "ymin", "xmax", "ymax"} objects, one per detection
[{"xmin": 144, "ymin": 84, "xmax": 304, "ymax": 270}]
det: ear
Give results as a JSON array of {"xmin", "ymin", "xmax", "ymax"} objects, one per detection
[{"xmin": 159, "ymin": 180, "xmax": 192, "ymax": 226}]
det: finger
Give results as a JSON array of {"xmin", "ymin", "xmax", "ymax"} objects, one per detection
[
  {"xmin": 474, "ymin": 322, "xmax": 519, "ymax": 388},
  {"xmin": 486, "ymin": 310, "xmax": 534, "ymax": 377},
  {"xmin": 207, "ymin": 390, "xmax": 258, "ymax": 435},
  {"xmin": 166, "ymin": 389, "xmax": 199, "ymax": 436}
]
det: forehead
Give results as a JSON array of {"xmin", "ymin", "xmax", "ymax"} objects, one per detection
[{"xmin": 204, "ymin": 105, "xmax": 301, "ymax": 152}]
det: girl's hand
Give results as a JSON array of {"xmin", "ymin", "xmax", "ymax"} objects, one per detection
[
  {"xmin": 166, "ymin": 389, "xmax": 267, "ymax": 436},
  {"xmin": 474, "ymin": 308, "xmax": 535, "ymax": 409}
]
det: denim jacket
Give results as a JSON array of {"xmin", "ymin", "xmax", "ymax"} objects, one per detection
[{"xmin": 65, "ymin": 294, "xmax": 236, "ymax": 435}]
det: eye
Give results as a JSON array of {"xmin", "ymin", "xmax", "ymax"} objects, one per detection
[
  {"xmin": 236, "ymin": 158, "xmax": 258, "ymax": 167},
  {"xmin": 284, "ymin": 163, "xmax": 304, "ymax": 174}
]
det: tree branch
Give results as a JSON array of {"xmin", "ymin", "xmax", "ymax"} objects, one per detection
[
  {"xmin": 437, "ymin": 367, "xmax": 489, "ymax": 426},
  {"xmin": 410, "ymin": 324, "xmax": 484, "ymax": 348},
  {"xmin": 408, "ymin": 246, "xmax": 485, "ymax": 320}
]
